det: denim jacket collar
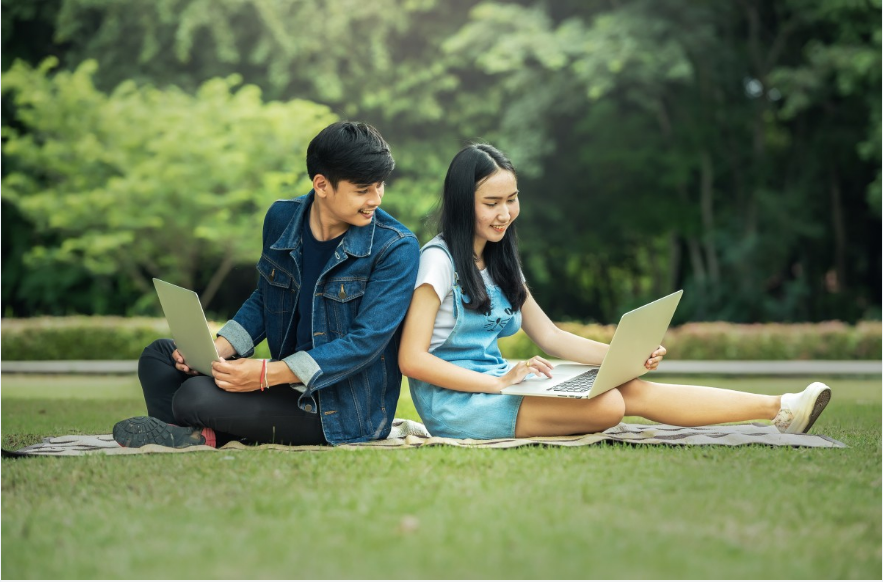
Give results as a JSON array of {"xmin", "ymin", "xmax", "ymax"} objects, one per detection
[{"xmin": 269, "ymin": 191, "xmax": 375, "ymax": 257}]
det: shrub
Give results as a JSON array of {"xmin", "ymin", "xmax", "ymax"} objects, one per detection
[
  {"xmin": 2, "ymin": 58, "xmax": 335, "ymax": 315},
  {"xmin": 1, "ymin": 317, "xmax": 879, "ymax": 361},
  {"xmin": 1, "ymin": 317, "xmax": 272, "ymax": 361},
  {"xmin": 498, "ymin": 321, "xmax": 881, "ymax": 360}
]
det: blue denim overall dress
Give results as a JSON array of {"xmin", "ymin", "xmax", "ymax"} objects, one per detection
[{"xmin": 408, "ymin": 239, "xmax": 525, "ymax": 439}]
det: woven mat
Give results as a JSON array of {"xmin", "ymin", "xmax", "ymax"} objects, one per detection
[{"xmin": 2, "ymin": 419, "xmax": 846, "ymax": 457}]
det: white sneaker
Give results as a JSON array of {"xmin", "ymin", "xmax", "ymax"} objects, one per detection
[{"xmin": 772, "ymin": 382, "xmax": 832, "ymax": 434}]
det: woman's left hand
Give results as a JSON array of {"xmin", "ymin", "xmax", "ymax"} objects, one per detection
[{"xmin": 645, "ymin": 345, "xmax": 666, "ymax": 370}]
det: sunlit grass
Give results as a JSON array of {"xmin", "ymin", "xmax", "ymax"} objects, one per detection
[{"xmin": 2, "ymin": 374, "xmax": 880, "ymax": 579}]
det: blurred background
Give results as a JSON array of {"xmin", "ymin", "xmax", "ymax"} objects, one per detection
[{"xmin": 2, "ymin": 0, "xmax": 881, "ymax": 326}]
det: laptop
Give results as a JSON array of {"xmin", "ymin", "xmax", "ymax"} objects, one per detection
[
  {"xmin": 501, "ymin": 290, "xmax": 683, "ymax": 399},
  {"xmin": 153, "ymin": 278, "xmax": 221, "ymax": 376}
]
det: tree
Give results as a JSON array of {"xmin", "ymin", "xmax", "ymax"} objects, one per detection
[
  {"xmin": 1, "ymin": 0, "xmax": 879, "ymax": 323},
  {"xmin": 2, "ymin": 58, "xmax": 336, "ymax": 314},
  {"xmin": 438, "ymin": 0, "xmax": 881, "ymax": 322}
]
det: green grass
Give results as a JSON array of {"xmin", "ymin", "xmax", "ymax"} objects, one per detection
[{"xmin": 2, "ymin": 375, "xmax": 881, "ymax": 579}]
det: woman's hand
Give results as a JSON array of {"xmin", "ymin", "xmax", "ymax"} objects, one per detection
[
  {"xmin": 496, "ymin": 356, "xmax": 555, "ymax": 391},
  {"xmin": 171, "ymin": 347, "xmax": 200, "ymax": 376},
  {"xmin": 645, "ymin": 345, "xmax": 666, "ymax": 370},
  {"xmin": 212, "ymin": 358, "xmax": 264, "ymax": 392}
]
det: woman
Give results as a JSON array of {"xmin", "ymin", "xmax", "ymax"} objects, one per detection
[{"xmin": 398, "ymin": 144, "xmax": 831, "ymax": 440}]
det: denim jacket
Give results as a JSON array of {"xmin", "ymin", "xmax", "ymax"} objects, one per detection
[{"xmin": 217, "ymin": 192, "xmax": 419, "ymax": 445}]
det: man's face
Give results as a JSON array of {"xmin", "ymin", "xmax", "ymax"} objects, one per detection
[{"xmin": 314, "ymin": 177, "xmax": 385, "ymax": 227}]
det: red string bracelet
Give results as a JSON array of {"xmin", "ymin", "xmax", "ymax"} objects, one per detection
[{"xmin": 259, "ymin": 359, "xmax": 266, "ymax": 391}]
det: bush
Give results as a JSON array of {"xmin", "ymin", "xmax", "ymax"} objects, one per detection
[
  {"xmin": 1, "ymin": 317, "xmax": 273, "ymax": 361},
  {"xmin": 1, "ymin": 317, "xmax": 879, "ymax": 361},
  {"xmin": 2, "ymin": 58, "xmax": 335, "ymax": 315},
  {"xmin": 498, "ymin": 320, "xmax": 881, "ymax": 360}
]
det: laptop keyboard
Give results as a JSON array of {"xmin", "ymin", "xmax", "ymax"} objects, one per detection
[{"xmin": 547, "ymin": 369, "xmax": 598, "ymax": 394}]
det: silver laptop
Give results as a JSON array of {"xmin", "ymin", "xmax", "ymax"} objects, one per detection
[
  {"xmin": 153, "ymin": 278, "xmax": 221, "ymax": 376},
  {"xmin": 501, "ymin": 290, "xmax": 683, "ymax": 399}
]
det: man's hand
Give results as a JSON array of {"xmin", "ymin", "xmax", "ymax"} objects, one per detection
[
  {"xmin": 212, "ymin": 358, "xmax": 264, "ymax": 392},
  {"xmin": 172, "ymin": 336, "xmax": 237, "ymax": 376},
  {"xmin": 171, "ymin": 347, "xmax": 200, "ymax": 376},
  {"xmin": 645, "ymin": 345, "xmax": 667, "ymax": 370}
]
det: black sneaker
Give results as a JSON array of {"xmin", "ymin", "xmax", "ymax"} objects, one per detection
[{"xmin": 113, "ymin": 416, "xmax": 206, "ymax": 448}]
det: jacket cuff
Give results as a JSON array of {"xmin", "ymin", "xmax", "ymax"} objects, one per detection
[
  {"xmin": 283, "ymin": 350, "xmax": 322, "ymax": 387},
  {"xmin": 217, "ymin": 320, "xmax": 255, "ymax": 358}
]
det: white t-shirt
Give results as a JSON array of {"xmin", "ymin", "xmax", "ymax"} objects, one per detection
[
  {"xmin": 415, "ymin": 237, "xmax": 525, "ymax": 351},
  {"xmin": 415, "ymin": 245, "xmax": 496, "ymax": 351}
]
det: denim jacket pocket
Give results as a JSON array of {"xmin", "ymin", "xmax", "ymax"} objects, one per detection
[
  {"xmin": 322, "ymin": 279, "xmax": 367, "ymax": 335},
  {"xmin": 322, "ymin": 279, "xmax": 366, "ymax": 302},
  {"xmin": 257, "ymin": 255, "xmax": 295, "ymax": 314}
]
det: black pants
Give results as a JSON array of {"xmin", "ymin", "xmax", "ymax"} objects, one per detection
[{"xmin": 137, "ymin": 339, "xmax": 327, "ymax": 446}]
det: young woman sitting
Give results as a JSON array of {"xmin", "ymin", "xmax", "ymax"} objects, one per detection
[{"xmin": 398, "ymin": 144, "xmax": 831, "ymax": 440}]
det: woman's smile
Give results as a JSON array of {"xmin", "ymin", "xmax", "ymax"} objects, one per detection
[{"xmin": 474, "ymin": 169, "xmax": 520, "ymax": 249}]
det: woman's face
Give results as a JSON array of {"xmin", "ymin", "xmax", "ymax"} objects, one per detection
[{"xmin": 473, "ymin": 169, "xmax": 519, "ymax": 248}]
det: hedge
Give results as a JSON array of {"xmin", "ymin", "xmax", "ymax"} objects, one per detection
[
  {"xmin": 1, "ymin": 317, "xmax": 880, "ymax": 361},
  {"xmin": 500, "ymin": 320, "xmax": 882, "ymax": 360},
  {"xmin": 1, "ymin": 317, "xmax": 271, "ymax": 361}
]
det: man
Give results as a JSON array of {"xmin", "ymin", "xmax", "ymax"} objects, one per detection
[{"xmin": 114, "ymin": 121, "xmax": 419, "ymax": 447}]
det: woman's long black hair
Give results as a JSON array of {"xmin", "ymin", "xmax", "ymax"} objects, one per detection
[{"xmin": 440, "ymin": 144, "xmax": 527, "ymax": 314}]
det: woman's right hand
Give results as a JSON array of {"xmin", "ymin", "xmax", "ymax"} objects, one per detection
[{"xmin": 496, "ymin": 356, "xmax": 555, "ymax": 391}]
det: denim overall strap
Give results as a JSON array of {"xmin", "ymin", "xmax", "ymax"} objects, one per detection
[
  {"xmin": 420, "ymin": 239, "xmax": 521, "ymax": 376},
  {"xmin": 407, "ymin": 237, "xmax": 525, "ymax": 439}
]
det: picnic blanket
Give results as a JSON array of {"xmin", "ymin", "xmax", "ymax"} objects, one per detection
[{"xmin": 2, "ymin": 419, "xmax": 846, "ymax": 457}]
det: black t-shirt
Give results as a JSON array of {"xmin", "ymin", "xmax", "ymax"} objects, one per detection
[{"xmin": 295, "ymin": 211, "xmax": 345, "ymax": 353}]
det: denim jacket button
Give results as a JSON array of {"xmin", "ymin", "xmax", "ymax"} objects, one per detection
[{"xmin": 304, "ymin": 404, "xmax": 313, "ymax": 413}]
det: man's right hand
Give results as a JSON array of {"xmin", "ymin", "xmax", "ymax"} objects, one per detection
[
  {"xmin": 172, "ymin": 336, "xmax": 236, "ymax": 376},
  {"xmin": 171, "ymin": 348, "xmax": 200, "ymax": 376}
]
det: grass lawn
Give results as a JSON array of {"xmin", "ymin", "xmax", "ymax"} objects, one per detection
[{"xmin": 2, "ymin": 374, "xmax": 881, "ymax": 579}]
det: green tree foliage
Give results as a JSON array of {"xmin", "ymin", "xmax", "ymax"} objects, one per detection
[
  {"xmin": 2, "ymin": 58, "xmax": 335, "ymax": 313},
  {"xmin": 770, "ymin": 0, "xmax": 883, "ymax": 215},
  {"xmin": 1, "ymin": 0, "xmax": 880, "ymax": 323},
  {"xmin": 440, "ymin": 0, "xmax": 881, "ymax": 322}
]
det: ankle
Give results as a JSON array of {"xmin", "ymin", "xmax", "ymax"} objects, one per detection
[
  {"xmin": 769, "ymin": 395, "xmax": 783, "ymax": 421},
  {"xmin": 200, "ymin": 427, "xmax": 216, "ymax": 448}
]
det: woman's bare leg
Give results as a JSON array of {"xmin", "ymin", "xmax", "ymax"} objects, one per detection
[
  {"xmin": 616, "ymin": 378, "xmax": 781, "ymax": 426},
  {"xmin": 515, "ymin": 389, "xmax": 626, "ymax": 437}
]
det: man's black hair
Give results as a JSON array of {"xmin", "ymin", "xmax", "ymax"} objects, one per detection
[{"xmin": 306, "ymin": 121, "xmax": 395, "ymax": 189}]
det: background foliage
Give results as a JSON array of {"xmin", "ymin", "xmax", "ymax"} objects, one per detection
[
  {"xmin": 2, "ymin": 0, "xmax": 880, "ymax": 324},
  {"xmin": 2, "ymin": 317, "xmax": 879, "ymax": 361}
]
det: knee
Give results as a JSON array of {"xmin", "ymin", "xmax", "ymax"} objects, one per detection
[
  {"xmin": 139, "ymin": 338, "xmax": 175, "ymax": 364},
  {"xmin": 592, "ymin": 389, "xmax": 626, "ymax": 430},
  {"xmin": 617, "ymin": 378, "xmax": 649, "ymax": 398},
  {"xmin": 137, "ymin": 338, "xmax": 175, "ymax": 382}
]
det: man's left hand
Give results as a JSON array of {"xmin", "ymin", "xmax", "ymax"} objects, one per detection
[
  {"xmin": 645, "ymin": 345, "xmax": 666, "ymax": 370},
  {"xmin": 213, "ymin": 358, "xmax": 264, "ymax": 392}
]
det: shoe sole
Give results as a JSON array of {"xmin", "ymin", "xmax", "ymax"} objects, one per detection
[
  {"xmin": 802, "ymin": 385, "xmax": 831, "ymax": 434},
  {"xmin": 113, "ymin": 416, "xmax": 204, "ymax": 448}
]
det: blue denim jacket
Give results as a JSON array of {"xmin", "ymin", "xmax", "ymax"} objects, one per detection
[{"xmin": 217, "ymin": 192, "xmax": 419, "ymax": 445}]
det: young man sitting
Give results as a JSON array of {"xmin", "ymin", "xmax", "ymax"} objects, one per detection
[{"xmin": 114, "ymin": 121, "xmax": 420, "ymax": 447}]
